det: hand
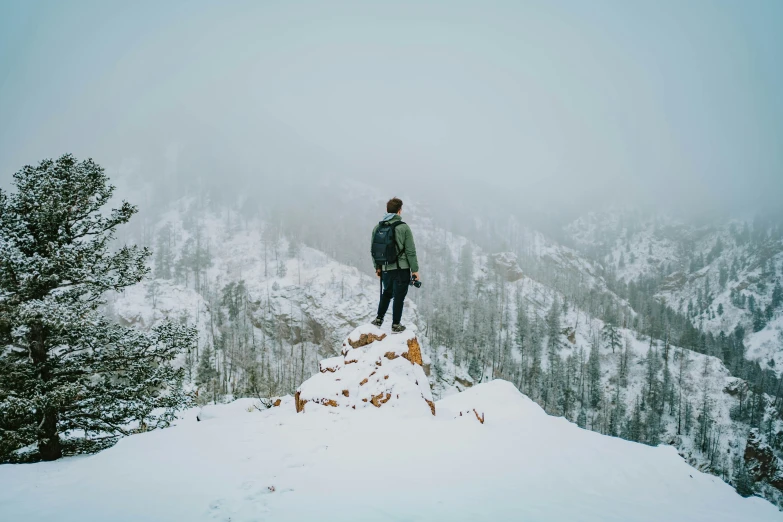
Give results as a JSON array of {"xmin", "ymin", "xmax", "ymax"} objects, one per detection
[
  {"xmin": 376, "ymin": 269, "xmax": 382, "ymax": 278},
  {"xmin": 412, "ymin": 272, "xmax": 419, "ymax": 281}
]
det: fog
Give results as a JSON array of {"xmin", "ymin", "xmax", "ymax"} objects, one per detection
[{"xmin": 1, "ymin": 1, "xmax": 782, "ymax": 220}]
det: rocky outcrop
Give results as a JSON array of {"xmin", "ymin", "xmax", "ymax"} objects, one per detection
[
  {"xmin": 745, "ymin": 429, "xmax": 783, "ymax": 492},
  {"xmin": 348, "ymin": 332, "xmax": 387, "ymax": 348},
  {"xmin": 295, "ymin": 325, "xmax": 435, "ymax": 416},
  {"xmin": 455, "ymin": 376, "xmax": 473, "ymax": 389},
  {"xmin": 489, "ymin": 252, "xmax": 524, "ymax": 282}
]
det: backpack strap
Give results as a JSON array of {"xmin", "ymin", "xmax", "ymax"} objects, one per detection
[
  {"xmin": 379, "ymin": 220, "xmax": 406, "ymax": 227},
  {"xmin": 391, "ymin": 221, "xmax": 405, "ymax": 269},
  {"xmin": 377, "ymin": 221, "xmax": 406, "ymax": 271}
]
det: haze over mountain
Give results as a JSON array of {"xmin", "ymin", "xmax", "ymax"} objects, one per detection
[
  {"xmin": 2, "ymin": 2, "xmax": 783, "ymax": 520},
  {"xmin": 1, "ymin": 0, "xmax": 782, "ymax": 218}
]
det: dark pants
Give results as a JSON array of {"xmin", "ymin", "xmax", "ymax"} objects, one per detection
[{"xmin": 377, "ymin": 268, "xmax": 410, "ymax": 325}]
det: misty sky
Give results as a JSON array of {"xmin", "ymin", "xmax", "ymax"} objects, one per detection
[{"xmin": 1, "ymin": 1, "xmax": 781, "ymax": 218}]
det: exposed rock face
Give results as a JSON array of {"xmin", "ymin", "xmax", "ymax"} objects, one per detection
[
  {"xmin": 295, "ymin": 325, "xmax": 435, "ymax": 416},
  {"xmin": 489, "ymin": 252, "xmax": 524, "ymax": 282},
  {"xmin": 348, "ymin": 332, "xmax": 387, "ymax": 348},
  {"xmin": 745, "ymin": 429, "xmax": 783, "ymax": 492},
  {"xmin": 455, "ymin": 376, "xmax": 473, "ymax": 389},
  {"xmin": 403, "ymin": 338, "xmax": 423, "ymax": 365}
]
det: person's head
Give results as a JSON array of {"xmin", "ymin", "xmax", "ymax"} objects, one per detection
[{"xmin": 387, "ymin": 197, "xmax": 403, "ymax": 215}]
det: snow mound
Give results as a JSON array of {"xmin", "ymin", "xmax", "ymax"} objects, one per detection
[
  {"xmin": 437, "ymin": 379, "xmax": 542, "ymax": 423},
  {"xmin": 295, "ymin": 324, "xmax": 435, "ymax": 416}
]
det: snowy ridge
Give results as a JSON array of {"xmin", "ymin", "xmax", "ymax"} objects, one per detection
[{"xmin": 0, "ymin": 381, "xmax": 778, "ymax": 521}]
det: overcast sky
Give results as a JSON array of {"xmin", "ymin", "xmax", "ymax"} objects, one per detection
[{"xmin": 1, "ymin": 1, "xmax": 781, "ymax": 218}]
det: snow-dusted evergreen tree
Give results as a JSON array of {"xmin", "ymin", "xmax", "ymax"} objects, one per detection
[
  {"xmin": 587, "ymin": 341, "xmax": 602, "ymax": 408},
  {"xmin": 546, "ymin": 296, "xmax": 561, "ymax": 352},
  {"xmin": 0, "ymin": 155, "xmax": 194, "ymax": 462},
  {"xmin": 196, "ymin": 344, "xmax": 219, "ymax": 405},
  {"xmin": 602, "ymin": 314, "xmax": 621, "ymax": 354}
]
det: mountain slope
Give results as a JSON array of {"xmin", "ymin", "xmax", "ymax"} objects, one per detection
[
  {"xmin": 564, "ymin": 210, "xmax": 783, "ymax": 369},
  {"xmin": 107, "ymin": 197, "xmax": 783, "ymax": 506}
]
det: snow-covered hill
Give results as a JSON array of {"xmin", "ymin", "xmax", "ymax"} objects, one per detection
[{"xmin": 0, "ymin": 380, "xmax": 778, "ymax": 522}]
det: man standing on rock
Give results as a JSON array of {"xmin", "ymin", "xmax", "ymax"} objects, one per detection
[{"xmin": 370, "ymin": 197, "xmax": 419, "ymax": 333}]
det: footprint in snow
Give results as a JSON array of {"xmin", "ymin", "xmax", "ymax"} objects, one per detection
[{"xmin": 208, "ymin": 498, "xmax": 229, "ymax": 520}]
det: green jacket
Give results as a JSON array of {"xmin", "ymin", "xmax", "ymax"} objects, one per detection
[{"xmin": 371, "ymin": 215, "xmax": 419, "ymax": 272}]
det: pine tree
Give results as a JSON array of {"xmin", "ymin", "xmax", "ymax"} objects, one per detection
[
  {"xmin": 662, "ymin": 350, "xmax": 674, "ymax": 415},
  {"xmin": 645, "ymin": 406, "xmax": 663, "ymax": 446},
  {"xmin": 196, "ymin": 344, "xmax": 219, "ymax": 405},
  {"xmin": 623, "ymin": 396, "xmax": 643, "ymax": 442},
  {"xmin": 458, "ymin": 243, "xmax": 474, "ymax": 309},
  {"xmin": 562, "ymin": 353, "xmax": 578, "ymax": 419},
  {"xmin": 516, "ymin": 301, "xmax": 530, "ymax": 353},
  {"xmin": 602, "ymin": 319, "xmax": 621, "ymax": 354},
  {"xmin": 730, "ymin": 259, "xmax": 739, "ymax": 281},
  {"xmin": 718, "ymin": 263, "xmax": 728, "ymax": 289},
  {"xmin": 527, "ymin": 328, "xmax": 543, "ymax": 401},
  {"xmin": 644, "ymin": 347, "xmax": 662, "ymax": 407},
  {"xmin": 618, "ymin": 337, "xmax": 633, "ymax": 388},
  {"xmin": 772, "ymin": 281, "xmax": 783, "ymax": 310},
  {"xmin": 153, "ymin": 223, "xmax": 174, "ymax": 279},
  {"xmin": 676, "ymin": 349, "xmax": 692, "ymax": 435},
  {"xmin": 0, "ymin": 155, "xmax": 194, "ymax": 462},
  {"xmin": 609, "ymin": 384, "xmax": 626, "ymax": 437},
  {"xmin": 577, "ymin": 407, "xmax": 587, "ymax": 428},
  {"xmin": 468, "ymin": 355, "xmax": 482, "ymax": 383},
  {"xmin": 752, "ymin": 307, "xmax": 766, "ymax": 332},
  {"xmin": 587, "ymin": 341, "xmax": 602, "ymax": 408},
  {"xmin": 546, "ymin": 296, "xmax": 561, "ymax": 353},
  {"xmin": 733, "ymin": 459, "xmax": 755, "ymax": 498},
  {"xmin": 146, "ymin": 280, "xmax": 161, "ymax": 310}
]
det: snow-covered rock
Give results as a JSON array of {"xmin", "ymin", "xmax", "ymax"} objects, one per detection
[
  {"xmin": 489, "ymin": 252, "xmax": 524, "ymax": 282},
  {"xmin": 295, "ymin": 324, "xmax": 435, "ymax": 416}
]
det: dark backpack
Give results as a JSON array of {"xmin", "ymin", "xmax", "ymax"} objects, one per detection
[{"xmin": 371, "ymin": 220, "xmax": 405, "ymax": 268}]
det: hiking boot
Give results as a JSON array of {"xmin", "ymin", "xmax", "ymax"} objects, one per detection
[
  {"xmin": 371, "ymin": 317, "xmax": 383, "ymax": 327},
  {"xmin": 391, "ymin": 323, "xmax": 406, "ymax": 333}
]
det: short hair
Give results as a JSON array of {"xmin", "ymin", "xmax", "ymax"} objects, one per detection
[{"xmin": 387, "ymin": 197, "xmax": 403, "ymax": 214}]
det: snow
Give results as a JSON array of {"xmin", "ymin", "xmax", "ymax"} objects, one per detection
[
  {"xmin": 0, "ymin": 380, "xmax": 778, "ymax": 522},
  {"xmin": 110, "ymin": 279, "xmax": 211, "ymax": 351},
  {"xmin": 746, "ymin": 314, "xmax": 783, "ymax": 371},
  {"xmin": 296, "ymin": 325, "xmax": 434, "ymax": 415}
]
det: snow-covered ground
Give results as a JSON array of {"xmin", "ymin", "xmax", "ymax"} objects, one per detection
[
  {"xmin": 746, "ymin": 314, "xmax": 783, "ymax": 370},
  {"xmin": 0, "ymin": 381, "xmax": 778, "ymax": 522}
]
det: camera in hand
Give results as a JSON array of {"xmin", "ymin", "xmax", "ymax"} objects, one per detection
[{"xmin": 410, "ymin": 274, "xmax": 422, "ymax": 288}]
